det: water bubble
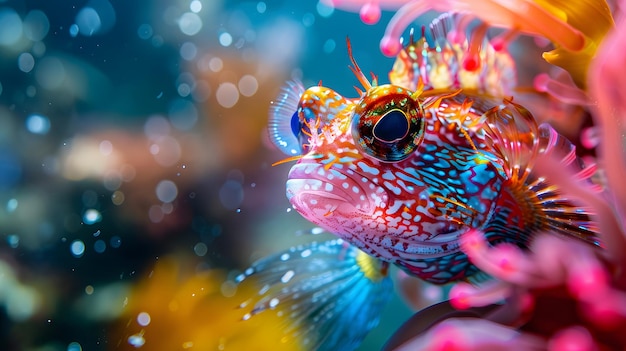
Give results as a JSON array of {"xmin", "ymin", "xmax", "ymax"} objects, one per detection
[
  {"xmin": 190, "ymin": 0, "xmax": 202, "ymax": 13},
  {"xmin": 7, "ymin": 234, "xmax": 19, "ymax": 248},
  {"xmin": 168, "ymin": 98, "xmax": 198, "ymax": 130},
  {"xmin": 178, "ymin": 12, "xmax": 202, "ymax": 36},
  {"xmin": 161, "ymin": 202, "xmax": 173, "ymax": 214},
  {"xmin": 215, "ymin": 82, "xmax": 239, "ymax": 108},
  {"xmin": 111, "ymin": 190, "xmax": 125, "ymax": 205},
  {"xmin": 238, "ymin": 75, "xmax": 258, "ymax": 97},
  {"xmin": 257, "ymin": 2, "xmax": 267, "ymax": 13},
  {"xmin": 83, "ymin": 209, "xmax": 102, "ymax": 225},
  {"xmin": 128, "ymin": 333, "xmax": 145, "ymax": 348},
  {"xmin": 311, "ymin": 227, "xmax": 324, "ymax": 235},
  {"xmin": 177, "ymin": 70, "xmax": 196, "ymax": 88},
  {"xmin": 219, "ymin": 32, "xmax": 232, "ymax": 47},
  {"xmin": 110, "ymin": 236, "xmax": 121, "ymax": 248},
  {"xmin": 220, "ymin": 280, "xmax": 237, "ymax": 297},
  {"xmin": 323, "ymin": 39, "xmax": 336, "ymax": 54},
  {"xmin": 69, "ymin": 24, "xmax": 79, "ymax": 37},
  {"xmin": 302, "ymin": 13, "xmax": 315, "ymax": 27},
  {"xmin": 156, "ymin": 180, "xmax": 178, "ymax": 203},
  {"xmin": 67, "ymin": 342, "xmax": 82, "ymax": 351},
  {"xmin": 75, "ymin": 7, "xmax": 101, "ymax": 36},
  {"xmin": 148, "ymin": 205, "xmax": 164, "ymax": 223},
  {"xmin": 151, "ymin": 35, "xmax": 164, "ymax": 47},
  {"xmin": 99, "ymin": 140, "xmax": 113, "ymax": 155},
  {"xmin": 177, "ymin": 83, "xmax": 191, "ymax": 97},
  {"xmin": 94, "ymin": 239, "xmax": 106, "ymax": 253},
  {"xmin": 32, "ymin": 41, "xmax": 46, "ymax": 56},
  {"xmin": 6, "ymin": 198, "xmax": 17, "ymax": 212},
  {"xmin": 0, "ymin": 8, "xmax": 23, "ymax": 46},
  {"xmin": 137, "ymin": 23, "xmax": 153, "ymax": 39},
  {"xmin": 35, "ymin": 56, "xmax": 65, "ymax": 90},
  {"xmin": 180, "ymin": 41, "xmax": 197, "ymax": 61},
  {"xmin": 137, "ymin": 312, "xmax": 151, "ymax": 326},
  {"xmin": 103, "ymin": 171, "xmax": 122, "ymax": 191},
  {"xmin": 23, "ymin": 10, "xmax": 50, "ymax": 41},
  {"xmin": 219, "ymin": 180, "xmax": 244, "ymax": 210},
  {"xmin": 208, "ymin": 57, "xmax": 223, "ymax": 72},
  {"xmin": 70, "ymin": 240, "xmax": 86, "ymax": 257},
  {"xmin": 144, "ymin": 115, "xmax": 170, "ymax": 140},
  {"xmin": 25, "ymin": 114, "xmax": 50, "ymax": 134},
  {"xmin": 17, "ymin": 52, "xmax": 35, "ymax": 73},
  {"xmin": 26, "ymin": 85, "xmax": 36, "ymax": 97},
  {"xmin": 193, "ymin": 242, "xmax": 208, "ymax": 256},
  {"xmin": 75, "ymin": 0, "xmax": 116, "ymax": 36},
  {"xmin": 316, "ymin": 1, "xmax": 335, "ymax": 17},
  {"xmin": 151, "ymin": 136, "xmax": 182, "ymax": 167}
]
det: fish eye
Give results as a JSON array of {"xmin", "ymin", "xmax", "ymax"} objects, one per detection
[
  {"xmin": 373, "ymin": 109, "xmax": 409, "ymax": 142},
  {"xmin": 351, "ymin": 85, "xmax": 425, "ymax": 162},
  {"xmin": 268, "ymin": 80, "xmax": 305, "ymax": 156}
]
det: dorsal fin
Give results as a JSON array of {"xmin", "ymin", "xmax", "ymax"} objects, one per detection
[
  {"xmin": 531, "ymin": 123, "xmax": 600, "ymax": 245},
  {"xmin": 388, "ymin": 13, "xmax": 516, "ymax": 96},
  {"xmin": 483, "ymin": 99, "xmax": 600, "ymax": 245},
  {"xmin": 483, "ymin": 98, "xmax": 539, "ymax": 185}
]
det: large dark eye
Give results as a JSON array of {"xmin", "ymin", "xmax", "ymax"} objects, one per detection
[{"xmin": 351, "ymin": 85, "xmax": 425, "ymax": 162}]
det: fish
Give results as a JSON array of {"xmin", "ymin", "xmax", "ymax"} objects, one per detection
[{"xmin": 241, "ymin": 13, "xmax": 600, "ymax": 351}]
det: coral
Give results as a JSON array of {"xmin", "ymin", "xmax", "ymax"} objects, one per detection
[
  {"xmin": 110, "ymin": 258, "xmax": 303, "ymax": 351},
  {"xmin": 324, "ymin": 0, "xmax": 613, "ymax": 87}
]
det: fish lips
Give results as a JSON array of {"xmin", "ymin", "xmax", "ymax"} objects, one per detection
[{"xmin": 286, "ymin": 162, "xmax": 375, "ymax": 219}]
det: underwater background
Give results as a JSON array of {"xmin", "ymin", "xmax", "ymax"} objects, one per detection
[
  {"xmin": 0, "ymin": 0, "xmax": 422, "ymax": 350},
  {"xmin": 3, "ymin": 0, "xmax": 626, "ymax": 350}
]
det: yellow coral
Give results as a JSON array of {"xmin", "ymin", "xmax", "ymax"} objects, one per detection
[
  {"xmin": 535, "ymin": 0, "xmax": 614, "ymax": 87},
  {"xmin": 111, "ymin": 258, "xmax": 302, "ymax": 351}
]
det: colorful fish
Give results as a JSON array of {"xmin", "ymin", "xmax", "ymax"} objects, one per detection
[{"xmin": 240, "ymin": 13, "xmax": 600, "ymax": 351}]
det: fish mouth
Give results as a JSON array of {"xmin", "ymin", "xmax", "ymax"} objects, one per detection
[{"xmin": 286, "ymin": 162, "xmax": 378, "ymax": 218}]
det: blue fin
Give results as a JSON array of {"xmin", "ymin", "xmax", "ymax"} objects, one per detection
[
  {"xmin": 236, "ymin": 238, "xmax": 393, "ymax": 351},
  {"xmin": 268, "ymin": 80, "xmax": 305, "ymax": 156}
]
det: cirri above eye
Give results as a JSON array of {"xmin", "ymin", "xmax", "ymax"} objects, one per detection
[{"xmin": 351, "ymin": 85, "xmax": 425, "ymax": 162}]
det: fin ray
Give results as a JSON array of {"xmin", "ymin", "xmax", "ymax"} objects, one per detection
[
  {"xmin": 237, "ymin": 238, "xmax": 393, "ymax": 351},
  {"xmin": 484, "ymin": 102, "xmax": 600, "ymax": 245}
]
